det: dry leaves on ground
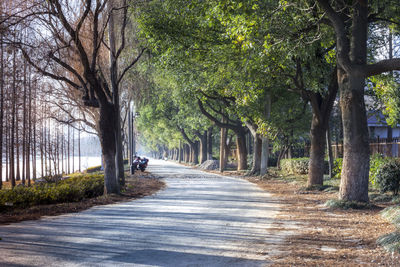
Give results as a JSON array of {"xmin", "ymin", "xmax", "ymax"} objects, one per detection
[{"xmin": 252, "ymin": 176, "xmax": 400, "ymax": 266}]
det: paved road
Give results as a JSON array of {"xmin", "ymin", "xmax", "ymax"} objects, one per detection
[{"xmin": 0, "ymin": 160, "xmax": 282, "ymax": 267}]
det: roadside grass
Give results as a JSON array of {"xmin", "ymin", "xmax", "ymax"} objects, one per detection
[
  {"xmin": 0, "ymin": 169, "xmax": 165, "ymax": 225},
  {"xmin": 0, "ymin": 173, "xmax": 104, "ymax": 210}
]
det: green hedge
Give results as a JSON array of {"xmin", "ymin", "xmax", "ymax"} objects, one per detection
[
  {"xmin": 280, "ymin": 158, "xmax": 310, "ymax": 175},
  {"xmin": 0, "ymin": 174, "xmax": 104, "ymax": 209},
  {"xmin": 86, "ymin": 165, "xmax": 102, "ymax": 173},
  {"xmin": 333, "ymin": 154, "xmax": 399, "ymax": 191}
]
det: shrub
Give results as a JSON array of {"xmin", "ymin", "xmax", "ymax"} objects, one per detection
[
  {"xmin": 0, "ymin": 174, "xmax": 104, "ymax": 209},
  {"xmin": 331, "ymin": 154, "xmax": 390, "ymax": 186},
  {"xmin": 332, "ymin": 158, "xmax": 343, "ymax": 179},
  {"xmin": 280, "ymin": 158, "xmax": 309, "ymax": 175},
  {"xmin": 86, "ymin": 165, "xmax": 102, "ymax": 173},
  {"xmin": 375, "ymin": 159, "xmax": 400, "ymax": 195},
  {"xmin": 370, "ymin": 153, "xmax": 387, "ymax": 187}
]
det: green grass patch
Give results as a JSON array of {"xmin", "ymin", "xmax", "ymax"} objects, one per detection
[{"xmin": 0, "ymin": 174, "xmax": 104, "ymax": 210}]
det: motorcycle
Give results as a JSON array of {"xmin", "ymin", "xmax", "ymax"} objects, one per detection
[
  {"xmin": 131, "ymin": 157, "xmax": 149, "ymax": 174},
  {"xmin": 138, "ymin": 158, "xmax": 149, "ymax": 172}
]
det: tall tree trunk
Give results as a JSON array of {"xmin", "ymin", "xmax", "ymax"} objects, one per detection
[
  {"xmin": 10, "ymin": 47, "xmax": 16, "ymax": 188},
  {"xmin": 72, "ymin": 127, "xmax": 74, "ymax": 173},
  {"xmin": 22, "ymin": 56, "xmax": 27, "ymax": 185},
  {"xmin": 61, "ymin": 128, "xmax": 64, "ymax": 175},
  {"xmin": 78, "ymin": 128, "xmax": 81, "ymax": 172},
  {"xmin": 236, "ymin": 130, "xmax": 248, "ymax": 171},
  {"xmin": 338, "ymin": 71, "xmax": 370, "ymax": 202},
  {"xmin": 26, "ymin": 65, "xmax": 32, "ymax": 186},
  {"xmin": 16, "ymin": 96, "xmax": 20, "ymax": 181},
  {"xmin": 32, "ymin": 94, "xmax": 36, "ymax": 180},
  {"xmin": 0, "ymin": 34, "xmax": 3, "ymax": 189},
  {"xmin": 108, "ymin": 0, "xmax": 124, "ymax": 186},
  {"xmin": 196, "ymin": 131, "xmax": 207, "ymax": 164},
  {"xmin": 207, "ymin": 127, "xmax": 213, "ymax": 160},
  {"xmin": 245, "ymin": 121, "xmax": 261, "ymax": 174},
  {"xmin": 260, "ymin": 94, "xmax": 271, "ymax": 175},
  {"xmin": 252, "ymin": 135, "xmax": 262, "ymax": 174},
  {"xmin": 219, "ymin": 126, "xmax": 227, "ymax": 172},
  {"xmin": 184, "ymin": 144, "xmax": 190, "ymax": 163},
  {"xmin": 67, "ymin": 124, "xmax": 70, "ymax": 174},
  {"xmin": 192, "ymin": 141, "xmax": 199, "ymax": 164},
  {"xmin": 326, "ymin": 126, "xmax": 333, "ymax": 179},
  {"xmin": 260, "ymin": 138, "xmax": 269, "ymax": 175},
  {"xmin": 307, "ymin": 115, "xmax": 327, "ymax": 186},
  {"xmin": 99, "ymin": 101, "xmax": 119, "ymax": 194},
  {"xmin": 178, "ymin": 140, "xmax": 182, "ymax": 163}
]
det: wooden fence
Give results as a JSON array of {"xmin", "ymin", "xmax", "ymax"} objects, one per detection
[{"xmin": 331, "ymin": 138, "xmax": 400, "ymax": 158}]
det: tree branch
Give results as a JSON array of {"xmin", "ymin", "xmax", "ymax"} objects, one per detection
[
  {"xmin": 117, "ymin": 47, "xmax": 146, "ymax": 85},
  {"xmin": 365, "ymin": 58, "xmax": 400, "ymax": 77}
]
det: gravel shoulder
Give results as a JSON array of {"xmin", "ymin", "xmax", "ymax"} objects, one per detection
[{"xmin": 0, "ymin": 160, "xmax": 283, "ymax": 267}]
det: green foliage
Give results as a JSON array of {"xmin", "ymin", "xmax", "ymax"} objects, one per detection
[
  {"xmin": 331, "ymin": 154, "xmax": 390, "ymax": 187},
  {"xmin": 370, "ymin": 154, "xmax": 386, "ymax": 187},
  {"xmin": 332, "ymin": 158, "xmax": 343, "ymax": 179},
  {"xmin": 86, "ymin": 165, "xmax": 102, "ymax": 173},
  {"xmin": 280, "ymin": 158, "xmax": 309, "ymax": 175},
  {"xmin": 375, "ymin": 159, "xmax": 400, "ymax": 195},
  {"xmin": 0, "ymin": 174, "xmax": 104, "ymax": 209}
]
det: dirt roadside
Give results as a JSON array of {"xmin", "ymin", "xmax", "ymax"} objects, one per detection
[
  {"xmin": 216, "ymin": 169, "xmax": 400, "ymax": 266},
  {"xmin": 0, "ymin": 172, "xmax": 165, "ymax": 225}
]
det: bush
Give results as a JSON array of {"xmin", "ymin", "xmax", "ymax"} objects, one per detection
[
  {"xmin": 370, "ymin": 153, "xmax": 387, "ymax": 187},
  {"xmin": 0, "ymin": 174, "xmax": 104, "ymax": 209},
  {"xmin": 330, "ymin": 154, "xmax": 390, "ymax": 186},
  {"xmin": 86, "ymin": 165, "xmax": 102, "ymax": 173},
  {"xmin": 376, "ymin": 159, "xmax": 400, "ymax": 195},
  {"xmin": 332, "ymin": 158, "xmax": 343, "ymax": 179},
  {"xmin": 280, "ymin": 158, "xmax": 309, "ymax": 175}
]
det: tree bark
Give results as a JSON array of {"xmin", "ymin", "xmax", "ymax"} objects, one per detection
[
  {"xmin": 245, "ymin": 121, "xmax": 261, "ymax": 174},
  {"xmin": 0, "ymin": 34, "xmax": 3, "ymax": 189},
  {"xmin": 198, "ymin": 100, "xmax": 247, "ymax": 170},
  {"xmin": 192, "ymin": 141, "xmax": 199, "ymax": 164},
  {"xmin": 338, "ymin": 71, "xmax": 370, "ymax": 201},
  {"xmin": 236, "ymin": 130, "xmax": 248, "ymax": 171},
  {"xmin": 98, "ymin": 101, "xmax": 119, "ymax": 194},
  {"xmin": 195, "ymin": 130, "xmax": 208, "ymax": 164},
  {"xmin": 326, "ymin": 126, "xmax": 333, "ymax": 179},
  {"xmin": 260, "ymin": 138, "xmax": 269, "ymax": 175},
  {"xmin": 207, "ymin": 127, "xmax": 213, "ymax": 160},
  {"xmin": 178, "ymin": 140, "xmax": 182, "ymax": 163},
  {"xmin": 260, "ymin": 94, "xmax": 271, "ymax": 175},
  {"xmin": 108, "ymin": 0, "xmax": 125, "ymax": 186},
  {"xmin": 219, "ymin": 125, "xmax": 227, "ymax": 172},
  {"xmin": 307, "ymin": 114, "xmax": 327, "ymax": 186},
  {"xmin": 10, "ymin": 47, "xmax": 16, "ymax": 188}
]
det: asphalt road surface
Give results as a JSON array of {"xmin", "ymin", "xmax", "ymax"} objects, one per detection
[{"xmin": 0, "ymin": 160, "xmax": 282, "ymax": 267}]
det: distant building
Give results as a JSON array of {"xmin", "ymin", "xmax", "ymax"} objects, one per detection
[{"xmin": 367, "ymin": 111, "xmax": 400, "ymax": 139}]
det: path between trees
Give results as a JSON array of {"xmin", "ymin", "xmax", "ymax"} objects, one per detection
[{"xmin": 0, "ymin": 160, "xmax": 285, "ymax": 266}]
